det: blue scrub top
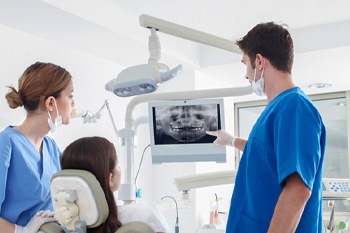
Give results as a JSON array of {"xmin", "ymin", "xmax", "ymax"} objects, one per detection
[
  {"xmin": 0, "ymin": 126, "xmax": 61, "ymax": 226},
  {"xmin": 226, "ymin": 87, "xmax": 326, "ymax": 233}
]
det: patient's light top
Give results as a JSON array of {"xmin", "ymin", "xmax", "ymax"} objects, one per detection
[{"xmin": 118, "ymin": 202, "xmax": 170, "ymax": 233}]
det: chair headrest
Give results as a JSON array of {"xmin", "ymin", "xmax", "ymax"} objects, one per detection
[{"xmin": 51, "ymin": 169, "xmax": 109, "ymax": 228}]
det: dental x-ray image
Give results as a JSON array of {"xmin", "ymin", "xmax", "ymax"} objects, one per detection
[{"xmin": 153, "ymin": 104, "xmax": 221, "ymax": 144}]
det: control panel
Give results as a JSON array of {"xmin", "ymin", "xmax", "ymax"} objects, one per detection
[{"xmin": 323, "ymin": 178, "xmax": 350, "ymax": 198}]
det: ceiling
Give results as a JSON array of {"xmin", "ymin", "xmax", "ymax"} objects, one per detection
[{"xmin": 1, "ymin": 0, "xmax": 350, "ymax": 96}]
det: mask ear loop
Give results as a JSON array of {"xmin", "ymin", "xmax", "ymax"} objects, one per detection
[
  {"xmin": 254, "ymin": 58, "xmax": 266, "ymax": 82},
  {"xmin": 261, "ymin": 59, "xmax": 265, "ymax": 78},
  {"xmin": 47, "ymin": 97, "xmax": 55, "ymax": 122},
  {"xmin": 47, "ymin": 98, "xmax": 60, "ymax": 123},
  {"xmin": 47, "ymin": 97, "xmax": 61, "ymax": 133},
  {"xmin": 51, "ymin": 98, "xmax": 60, "ymax": 120},
  {"xmin": 253, "ymin": 64, "xmax": 257, "ymax": 83}
]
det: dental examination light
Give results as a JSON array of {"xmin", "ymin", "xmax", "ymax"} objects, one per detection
[
  {"xmin": 106, "ymin": 14, "xmax": 242, "ymax": 98},
  {"xmin": 105, "ymin": 28, "xmax": 183, "ymax": 97}
]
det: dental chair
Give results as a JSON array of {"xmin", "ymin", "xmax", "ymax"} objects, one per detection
[{"xmin": 38, "ymin": 169, "xmax": 155, "ymax": 233}]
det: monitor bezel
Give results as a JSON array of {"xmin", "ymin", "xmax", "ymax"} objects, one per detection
[{"xmin": 148, "ymin": 98, "xmax": 226, "ymax": 164}]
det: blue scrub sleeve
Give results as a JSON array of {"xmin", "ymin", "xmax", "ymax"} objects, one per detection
[
  {"xmin": 0, "ymin": 135, "xmax": 11, "ymax": 213},
  {"xmin": 274, "ymin": 98, "xmax": 323, "ymax": 190}
]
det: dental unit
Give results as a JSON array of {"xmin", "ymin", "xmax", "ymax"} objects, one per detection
[{"xmin": 104, "ymin": 14, "xmax": 252, "ymax": 202}]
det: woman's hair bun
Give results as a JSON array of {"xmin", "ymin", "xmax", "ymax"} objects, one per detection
[{"xmin": 5, "ymin": 86, "xmax": 24, "ymax": 109}]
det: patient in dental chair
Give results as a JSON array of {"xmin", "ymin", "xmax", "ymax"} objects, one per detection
[{"xmin": 60, "ymin": 136, "xmax": 169, "ymax": 233}]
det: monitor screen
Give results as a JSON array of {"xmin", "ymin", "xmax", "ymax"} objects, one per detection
[{"xmin": 148, "ymin": 98, "xmax": 226, "ymax": 164}]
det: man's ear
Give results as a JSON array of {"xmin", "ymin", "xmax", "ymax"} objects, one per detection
[{"xmin": 255, "ymin": 54, "xmax": 265, "ymax": 69}]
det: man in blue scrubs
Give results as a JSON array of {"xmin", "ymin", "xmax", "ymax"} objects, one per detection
[{"xmin": 207, "ymin": 22, "xmax": 326, "ymax": 232}]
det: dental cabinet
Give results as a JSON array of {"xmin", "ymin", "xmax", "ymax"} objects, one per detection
[{"xmin": 234, "ymin": 91, "xmax": 350, "ymax": 231}]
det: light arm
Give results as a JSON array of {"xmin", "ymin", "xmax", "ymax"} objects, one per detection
[{"xmin": 139, "ymin": 14, "xmax": 241, "ymax": 54}]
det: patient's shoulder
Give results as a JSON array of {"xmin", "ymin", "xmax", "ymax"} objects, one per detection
[
  {"xmin": 118, "ymin": 202, "xmax": 157, "ymax": 214},
  {"xmin": 117, "ymin": 202, "xmax": 169, "ymax": 232}
]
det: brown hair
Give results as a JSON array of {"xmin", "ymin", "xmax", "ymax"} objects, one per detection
[
  {"xmin": 236, "ymin": 22, "xmax": 294, "ymax": 73},
  {"xmin": 5, "ymin": 62, "xmax": 72, "ymax": 111},
  {"xmin": 60, "ymin": 136, "xmax": 122, "ymax": 233}
]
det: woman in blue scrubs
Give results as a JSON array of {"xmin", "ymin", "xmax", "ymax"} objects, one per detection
[
  {"xmin": 207, "ymin": 22, "xmax": 326, "ymax": 233},
  {"xmin": 0, "ymin": 62, "xmax": 75, "ymax": 233}
]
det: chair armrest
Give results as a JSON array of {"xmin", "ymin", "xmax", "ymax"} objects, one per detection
[{"xmin": 38, "ymin": 222, "xmax": 63, "ymax": 233}]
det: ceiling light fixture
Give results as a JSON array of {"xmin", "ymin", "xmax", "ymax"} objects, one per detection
[
  {"xmin": 308, "ymin": 82, "xmax": 332, "ymax": 89},
  {"xmin": 337, "ymin": 101, "xmax": 347, "ymax": 107}
]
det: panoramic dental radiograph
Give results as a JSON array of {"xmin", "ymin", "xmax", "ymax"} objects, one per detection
[{"xmin": 154, "ymin": 104, "xmax": 219, "ymax": 144}]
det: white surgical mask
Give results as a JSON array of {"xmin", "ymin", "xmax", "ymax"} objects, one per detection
[
  {"xmin": 251, "ymin": 60, "xmax": 265, "ymax": 96},
  {"xmin": 47, "ymin": 98, "xmax": 62, "ymax": 133}
]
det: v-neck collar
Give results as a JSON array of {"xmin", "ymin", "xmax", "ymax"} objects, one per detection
[{"xmin": 9, "ymin": 126, "xmax": 50, "ymax": 179}]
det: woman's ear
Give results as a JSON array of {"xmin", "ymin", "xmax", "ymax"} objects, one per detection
[
  {"xmin": 45, "ymin": 96, "xmax": 54, "ymax": 111},
  {"xmin": 109, "ymin": 172, "xmax": 114, "ymax": 189}
]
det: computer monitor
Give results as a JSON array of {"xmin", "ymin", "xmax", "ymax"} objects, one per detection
[{"xmin": 148, "ymin": 98, "xmax": 226, "ymax": 164}]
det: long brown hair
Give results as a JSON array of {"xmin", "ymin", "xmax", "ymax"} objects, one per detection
[
  {"xmin": 60, "ymin": 136, "xmax": 122, "ymax": 233},
  {"xmin": 5, "ymin": 62, "xmax": 72, "ymax": 111}
]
